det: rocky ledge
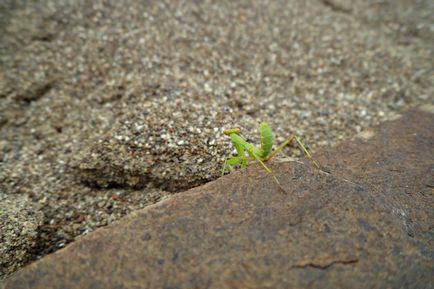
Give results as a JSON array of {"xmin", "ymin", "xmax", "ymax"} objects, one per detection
[{"xmin": 2, "ymin": 106, "xmax": 432, "ymax": 288}]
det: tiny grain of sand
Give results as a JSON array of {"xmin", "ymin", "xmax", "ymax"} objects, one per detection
[{"xmin": 0, "ymin": 0, "xmax": 433, "ymax": 279}]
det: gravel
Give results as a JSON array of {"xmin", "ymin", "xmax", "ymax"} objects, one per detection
[
  {"xmin": 0, "ymin": 194, "xmax": 43, "ymax": 277},
  {"xmin": 0, "ymin": 0, "xmax": 433, "ymax": 280}
]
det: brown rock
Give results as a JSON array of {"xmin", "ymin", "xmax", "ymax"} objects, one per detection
[{"xmin": 1, "ymin": 107, "xmax": 433, "ymax": 288}]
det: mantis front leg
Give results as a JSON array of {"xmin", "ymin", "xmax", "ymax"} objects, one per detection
[{"xmin": 221, "ymin": 155, "xmax": 253, "ymax": 175}]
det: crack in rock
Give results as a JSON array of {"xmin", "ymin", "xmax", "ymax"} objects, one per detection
[
  {"xmin": 292, "ymin": 256, "xmax": 359, "ymax": 270},
  {"xmin": 320, "ymin": 0, "xmax": 352, "ymax": 14}
]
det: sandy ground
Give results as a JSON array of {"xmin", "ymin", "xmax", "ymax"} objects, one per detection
[{"xmin": 0, "ymin": 0, "xmax": 433, "ymax": 279}]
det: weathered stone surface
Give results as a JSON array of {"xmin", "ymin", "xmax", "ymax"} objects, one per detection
[
  {"xmin": 321, "ymin": 0, "xmax": 434, "ymax": 48},
  {"xmin": 0, "ymin": 194, "xmax": 44, "ymax": 277},
  {"xmin": 2, "ymin": 106, "xmax": 433, "ymax": 288},
  {"xmin": 1, "ymin": 0, "xmax": 433, "ymax": 278}
]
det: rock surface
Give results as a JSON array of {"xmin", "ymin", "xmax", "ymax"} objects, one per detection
[
  {"xmin": 1, "ymin": 0, "xmax": 433, "ymax": 280},
  {"xmin": 321, "ymin": 0, "xmax": 434, "ymax": 48},
  {"xmin": 2, "ymin": 107, "xmax": 432, "ymax": 288},
  {"xmin": 0, "ymin": 194, "xmax": 44, "ymax": 277}
]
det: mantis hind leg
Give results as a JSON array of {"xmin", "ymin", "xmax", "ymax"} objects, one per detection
[
  {"xmin": 265, "ymin": 135, "xmax": 320, "ymax": 169},
  {"xmin": 246, "ymin": 149, "xmax": 286, "ymax": 192}
]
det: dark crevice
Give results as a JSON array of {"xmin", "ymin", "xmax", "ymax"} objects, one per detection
[
  {"xmin": 292, "ymin": 257, "xmax": 359, "ymax": 270},
  {"xmin": 18, "ymin": 81, "xmax": 53, "ymax": 103},
  {"xmin": 320, "ymin": 0, "xmax": 352, "ymax": 14}
]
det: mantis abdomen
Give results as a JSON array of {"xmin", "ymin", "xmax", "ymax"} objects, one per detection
[{"xmin": 259, "ymin": 122, "xmax": 273, "ymax": 158}]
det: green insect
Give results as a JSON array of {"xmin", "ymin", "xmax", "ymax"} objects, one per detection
[{"xmin": 222, "ymin": 122, "xmax": 320, "ymax": 188}]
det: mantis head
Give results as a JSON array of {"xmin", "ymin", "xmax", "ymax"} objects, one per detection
[{"xmin": 224, "ymin": 128, "xmax": 241, "ymax": 136}]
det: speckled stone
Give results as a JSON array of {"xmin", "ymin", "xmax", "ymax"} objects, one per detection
[
  {"xmin": 0, "ymin": 194, "xmax": 44, "ymax": 277},
  {"xmin": 321, "ymin": 0, "xmax": 434, "ymax": 49},
  {"xmin": 2, "ymin": 107, "xmax": 432, "ymax": 288}
]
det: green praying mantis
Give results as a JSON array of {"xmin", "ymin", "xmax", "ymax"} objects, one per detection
[{"xmin": 222, "ymin": 122, "xmax": 320, "ymax": 188}]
